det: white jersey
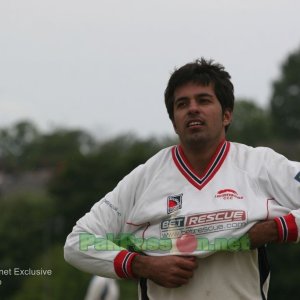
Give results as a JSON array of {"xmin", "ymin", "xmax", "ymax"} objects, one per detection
[{"xmin": 64, "ymin": 141, "xmax": 300, "ymax": 300}]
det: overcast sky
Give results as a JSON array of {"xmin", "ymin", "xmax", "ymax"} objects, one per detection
[{"xmin": 1, "ymin": 0, "xmax": 299, "ymax": 139}]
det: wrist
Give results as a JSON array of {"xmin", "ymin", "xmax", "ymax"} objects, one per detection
[
  {"xmin": 131, "ymin": 255, "xmax": 148, "ymax": 279},
  {"xmin": 266, "ymin": 220, "xmax": 279, "ymax": 243}
]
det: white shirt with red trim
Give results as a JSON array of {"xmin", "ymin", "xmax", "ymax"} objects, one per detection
[{"xmin": 64, "ymin": 141, "xmax": 300, "ymax": 300}]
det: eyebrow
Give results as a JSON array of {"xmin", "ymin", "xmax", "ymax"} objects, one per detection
[{"xmin": 175, "ymin": 92, "xmax": 214, "ymax": 103}]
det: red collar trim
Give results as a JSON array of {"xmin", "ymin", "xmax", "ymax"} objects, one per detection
[{"xmin": 172, "ymin": 140, "xmax": 230, "ymax": 190}]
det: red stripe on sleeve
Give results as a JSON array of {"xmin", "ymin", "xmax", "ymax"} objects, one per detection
[
  {"xmin": 274, "ymin": 217, "xmax": 284, "ymax": 242},
  {"xmin": 114, "ymin": 250, "xmax": 139, "ymax": 278},
  {"xmin": 284, "ymin": 213, "xmax": 298, "ymax": 242},
  {"xmin": 274, "ymin": 214, "xmax": 298, "ymax": 242}
]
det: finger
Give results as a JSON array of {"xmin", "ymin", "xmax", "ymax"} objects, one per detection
[
  {"xmin": 175, "ymin": 268, "xmax": 194, "ymax": 280},
  {"xmin": 164, "ymin": 276, "xmax": 190, "ymax": 288},
  {"xmin": 176, "ymin": 257, "xmax": 198, "ymax": 271}
]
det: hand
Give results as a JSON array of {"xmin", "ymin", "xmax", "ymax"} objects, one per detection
[
  {"xmin": 132, "ymin": 255, "xmax": 198, "ymax": 288},
  {"xmin": 247, "ymin": 220, "xmax": 278, "ymax": 249}
]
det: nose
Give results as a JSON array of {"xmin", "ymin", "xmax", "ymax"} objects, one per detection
[{"xmin": 188, "ymin": 99, "xmax": 200, "ymax": 114}]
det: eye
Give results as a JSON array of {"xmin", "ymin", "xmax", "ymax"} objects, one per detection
[
  {"xmin": 198, "ymin": 97, "xmax": 211, "ymax": 104},
  {"xmin": 175, "ymin": 99, "xmax": 187, "ymax": 109}
]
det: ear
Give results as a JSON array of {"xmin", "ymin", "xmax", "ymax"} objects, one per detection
[{"xmin": 223, "ymin": 109, "xmax": 233, "ymax": 127}]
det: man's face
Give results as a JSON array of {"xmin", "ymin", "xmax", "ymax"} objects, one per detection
[{"xmin": 172, "ymin": 82, "xmax": 232, "ymax": 148}]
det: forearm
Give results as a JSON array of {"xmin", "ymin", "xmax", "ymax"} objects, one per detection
[{"xmin": 248, "ymin": 220, "xmax": 278, "ymax": 249}]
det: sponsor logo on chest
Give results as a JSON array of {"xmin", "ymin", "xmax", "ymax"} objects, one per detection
[
  {"xmin": 160, "ymin": 210, "xmax": 247, "ymax": 238},
  {"xmin": 186, "ymin": 210, "xmax": 246, "ymax": 226},
  {"xmin": 215, "ymin": 189, "xmax": 244, "ymax": 200}
]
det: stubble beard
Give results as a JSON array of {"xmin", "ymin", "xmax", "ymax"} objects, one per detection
[
  {"xmin": 182, "ymin": 127, "xmax": 224, "ymax": 153},
  {"xmin": 182, "ymin": 131, "xmax": 209, "ymax": 151}
]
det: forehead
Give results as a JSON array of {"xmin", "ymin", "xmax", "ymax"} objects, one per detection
[{"xmin": 174, "ymin": 82, "xmax": 216, "ymax": 100}]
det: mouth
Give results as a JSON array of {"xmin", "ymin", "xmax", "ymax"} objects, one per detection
[{"xmin": 187, "ymin": 120, "xmax": 205, "ymax": 128}]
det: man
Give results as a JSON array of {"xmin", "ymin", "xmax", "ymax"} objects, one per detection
[{"xmin": 64, "ymin": 58, "xmax": 300, "ymax": 300}]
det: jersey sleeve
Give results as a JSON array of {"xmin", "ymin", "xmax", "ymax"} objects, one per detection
[
  {"xmin": 64, "ymin": 164, "xmax": 145, "ymax": 279},
  {"xmin": 259, "ymin": 148, "xmax": 300, "ymax": 243}
]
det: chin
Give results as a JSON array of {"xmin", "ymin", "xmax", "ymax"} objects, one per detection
[{"xmin": 186, "ymin": 135, "xmax": 207, "ymax": 147}]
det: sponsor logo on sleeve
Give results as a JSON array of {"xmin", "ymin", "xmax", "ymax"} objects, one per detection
[
  {"xmin": 103, "ymin": 199, "xmax": 122, "ymax": 216},
  {"xmin": 167, "ymin": 194, "xmax": 183, "ymax": 214},
  {"xmin": 215, "ymin": 189, "xmax": 244, "ymax": 200},
  {"xmin": 295, "ymin": 172, "xmax": 300, "ymax": 183}
]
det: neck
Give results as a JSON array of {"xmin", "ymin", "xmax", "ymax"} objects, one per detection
[{"xmin": 180, "ymin": 139, "xmax": 225, "ymax": 175}]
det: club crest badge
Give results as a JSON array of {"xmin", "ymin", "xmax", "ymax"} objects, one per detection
[{"xmin": 167, "ymin": 194, "xmax": 183, "ymax": 214}]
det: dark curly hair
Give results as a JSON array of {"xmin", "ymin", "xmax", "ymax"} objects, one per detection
[{"xmin": 164, "ymin": 58, "xmax": 235, "ymax": 123}]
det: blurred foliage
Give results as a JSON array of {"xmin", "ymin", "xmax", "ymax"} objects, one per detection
[
  {"xmin": 0, "ymin": 121, "xmax": 39, "ymax": 172},
  {"xmin": 1, "ymin": 46, "xmax": 300, "ymax": 299},
  {"xmin": 227, "ymin": 99, "xmax": 272, "ymax": 146},
  {"xmin": 270, "ymin": 46, "xmax": 300, "ymax": 140},
  {"xmin": 0, "ymin": 192, "xmax": 55, "ymax": 299},
  {"xmin": 11, "ymin": 245, "xmax": 91, "ymax": 300},
  {"xmin": 11, "ymin": 245, "xmax": 138, "ymax": 300},
  {"xmin": 0, "ymin": 120, "xmax": 96, "ymax": 172},
  {"xmin": 267, "ymin": 243, "xmax": 300, "ymax": 299},
  {"xmin": 48, "ymin": 134, "xmax": 162, "ymax": 241}
]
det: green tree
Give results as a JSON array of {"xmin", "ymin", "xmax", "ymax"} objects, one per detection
[
  {"xmin": 0, "ymin": 121, "xmax": 96, "ymax": 172},
  {"xmin": 12, "ymin": 245, "xmax": 138, "ymax": 300},
  {"xmin": 21, "ymin": 128, "xmax": 96, "ymax": 170},
  {"xmin": 0, "ymin": 192, "xmax": 55, "ymax": 299},
  {"xmin": 270, "ymin": 46, "xmax": 300, "ymax": 140},
  {"xmin": 0, "ymin": 120, "xmax": 39, "ymax": 171},
  {"xmin": 227, "ymin": 99, "xmax": 271, "ymax": 145},
  {"xmin": 48, "ymin": 134, "xmax": 162, "ymax": 241},
  {"xmin": 11, "ymin": 245, "xmax": 90, "ymax": 300},
  {"xmin": 267, "ymin": 243, "xmax": 300, "ymax": 300}
]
